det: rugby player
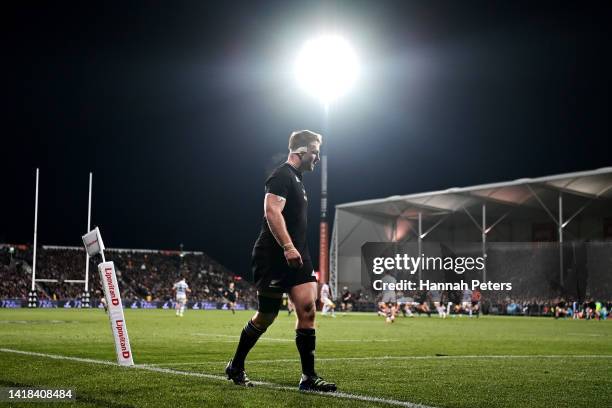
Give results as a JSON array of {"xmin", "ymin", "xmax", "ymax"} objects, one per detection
[
  {"xmin": 340, "ymin": 287, "xmax": 354, "ymax": 312},
  {"xmin": 225, "ymin": 130, "xmax": 336, "ymax": 392},
  {"xmin": 461, "ymin": 288, "xmax": 472, "ymax": 317},
  {"xmin": 172, "ymin": 277, "xmax": 190, "ymax": 317},
  {"xmin": 100, "ymin": 294, "xmax": 108, "ymax": 313},
  {"xmin": 282, "ymin": 293, "xmax": 295, "ymax": 315},
  {"xmin": 431, "ymin": 289, "xmax": 447, "ymax": 318},
  {"xmin": 379, "ymin": 271, "xmax": 397, "ymax": 323},
  {"xmin": 224, "ymin": 282, "xmax": 238, "ymax": 314},
  {"xmin": 320, "ymin": 282, "xmax": 336, "ymax": 317},
  {"xmin": 471, "ymin": 289, "xmax": 481, "ymax": 318},
  {"xmin": 415, "ymin": 290, "xmax": 432, "ymax": 317}
]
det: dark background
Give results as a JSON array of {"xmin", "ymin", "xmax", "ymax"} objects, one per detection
[{"xmin": 2, "ymin": 1, "xmax": 610, "ymax": 276}]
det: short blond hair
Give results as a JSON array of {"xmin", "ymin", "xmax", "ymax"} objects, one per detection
[{"xmin": 288, "ymin": 130, "xmax": 322, "ymax": 151}]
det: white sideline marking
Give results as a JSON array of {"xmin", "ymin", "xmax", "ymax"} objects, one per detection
[
  {"xmin": 0, "ymin": 348, "xmax": 434, "ymax": 408},
  {"xmin": 192, "ymin": 333, "xmax": 292, "ymax": 342},
  {"xmin": 332, "ymin": 339, "xmax": 400, "ymax": 342},
  {"xmin": 192, "ymin": 333, "xmax": 399, "ymax": 343},
  {"xmin": 148, "ymin": 354, "xmax": 612, "ymax": 366}
]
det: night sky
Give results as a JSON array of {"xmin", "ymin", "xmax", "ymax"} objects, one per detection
[{"xmin": 2, "ymin": 1, "xmax": 611, "ymax": 276}]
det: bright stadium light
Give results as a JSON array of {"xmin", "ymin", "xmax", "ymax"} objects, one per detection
[{"xmin": 295, "ymin": 34, "xmax": 359, "ymax": 106}]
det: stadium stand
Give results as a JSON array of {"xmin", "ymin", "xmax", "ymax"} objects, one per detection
[
  {"xmin": 1, "ymin": 245, "xmax": 608, "ymax": 318},
  {"xmin": 0, "ymin": 244, "xmax": 257, "ymax": 307}
]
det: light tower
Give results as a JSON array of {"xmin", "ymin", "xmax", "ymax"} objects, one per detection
[{"xmin": 295, "ymin": 34, "xmax": 358, "ymax": 284}]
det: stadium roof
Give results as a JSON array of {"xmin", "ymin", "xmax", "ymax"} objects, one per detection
[{"xmin": 336, "ymin": 167, "xmax": 612, "ymax": 220}]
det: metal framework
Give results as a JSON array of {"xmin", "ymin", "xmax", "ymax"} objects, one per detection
[
  {"xmin": 329, "ymin": 167, "xmax": 612, "ymax": 293},
  {"xmin": 329, "ymin": 211, "xmax": 338, "ymax": 297}
]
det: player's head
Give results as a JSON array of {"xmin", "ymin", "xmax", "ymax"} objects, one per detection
[
  {"xmin": 229, "ymin": 282, "xmax": 234, "ymax": 289},
  {"xmin": 288, "ymin": 130, "xmax": 322, "ymax": 172}
]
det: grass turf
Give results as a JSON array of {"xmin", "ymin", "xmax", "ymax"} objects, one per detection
[{"xmin": 0, "ymin": 309, "xmax": 610, "ymax": 407}]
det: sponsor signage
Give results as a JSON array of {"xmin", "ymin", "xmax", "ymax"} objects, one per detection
[{"xmin": 98, "ymin": 261, "xmax": 134, "ymax": 366}]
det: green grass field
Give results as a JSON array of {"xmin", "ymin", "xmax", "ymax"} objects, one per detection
[{"xmin": 0, "ymin": 309, "xmax": 610, "ymax": 408}]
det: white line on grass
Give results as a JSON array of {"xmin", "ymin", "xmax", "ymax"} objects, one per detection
[
  {"xmin": 191, "ymin": 333, "xmax": 399, "ymax": 342},
  {"xmin": 0, "ymin": 348, "xmax": 434, "ymax": 408},
  {"xmin": 332, "ymin": 339, "xmax": 400, "ymax": 342},
  {"xmin": 192, "ymin": 333, "xmax": 292, "ymax": 342},
  {"xmin": 147, "ymin": 354, "xmax": 612, "ymax": 366}
]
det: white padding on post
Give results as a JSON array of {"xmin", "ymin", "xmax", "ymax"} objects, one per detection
[
  {"xmin": 82, "ymin": 227, "xmax": 105, "ymax": 257},
  {"xmin": 98, "ymin": 261, "xmax": 134, "ymax": 366}
]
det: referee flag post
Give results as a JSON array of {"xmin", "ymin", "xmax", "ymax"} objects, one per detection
[{"xmin": 82, "ymin": 227, "xmax": 134, "ymax": 366}]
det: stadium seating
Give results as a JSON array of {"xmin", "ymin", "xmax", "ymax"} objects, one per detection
[{"xmin": 0, "ymin": 245, "xmax": 257, "ymax": 306}]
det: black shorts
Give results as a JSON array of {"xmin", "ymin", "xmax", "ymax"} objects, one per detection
[
  {"xmin": 252, "ymin": 252, "xmax": 316, "ymax": 293},
  {"xmin": 227, "ymin": 295, "xmax": 236, "ymax": 303}
]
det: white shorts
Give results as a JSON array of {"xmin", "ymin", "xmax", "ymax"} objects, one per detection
[
  {"xmin": 322, "ymin": 297, "xmax": 334, "ymax": 307},
  {"xmin": 381, "ymin": 292, "xmax": 397, "ymax": 304},
  {"xmin": 176, "ymin": 295, "xmax": 187, "ymax": 305}
]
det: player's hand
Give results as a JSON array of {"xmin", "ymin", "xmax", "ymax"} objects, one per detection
[{"xmin": 284, "ymin": 248, "xmax": 303, "ymax": 268}]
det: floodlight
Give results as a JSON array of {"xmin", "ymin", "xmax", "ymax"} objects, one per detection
[{"xmin": 295, "ymin": 34, "xmax": 358, "ymax": 105}]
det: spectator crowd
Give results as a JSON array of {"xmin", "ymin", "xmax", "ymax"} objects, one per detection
[
  {"xmin": 0, "ymin": 244, "xmax": 256, "ymax": 306},
  {"xmin": 2, "ymin": 244, "xmax": 609, "ymax": 318}
]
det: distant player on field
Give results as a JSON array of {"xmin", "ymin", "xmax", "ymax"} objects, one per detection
[
  {"xmin": 320, "ymin": 282, "xmax": 336, "ymax": 317},
  {"xmin": 173, "ymin": 277, "xmax": 190, "ymax": 317},
  {"xmin": 99, "ymin": 293, "xmax": 108, "ymax": 313},
  {"xmin": 379, "ymin": 271, "xmax": 397, "ymax": 323},
  {"xmin": 224, "ymin": 282, "xmax": 238, "ymax": 314},
  {"xmin": 471, "ymin": 289, "xmax": 481, "ymax": 318},
  {"xmin": 431, "ymin": 289, "xmax": 446, "ymax": 318},
  {"xmin": 462, "ymin": 288, "xmax": 473, "ymax": 317},
  {"xmin": 225, "ymin": 130, "xmax": 336, "ymax": 392},
  {"xmin": 415, "ymin": 290, "xmax": 431, "ymax": 317},
  {"xmin": 340, "ymin": 287, "xmax": 354, "ymax": 312},
  {"xmin": 282, "ymin": 293, "xmax": 295, "ymax": 315}
]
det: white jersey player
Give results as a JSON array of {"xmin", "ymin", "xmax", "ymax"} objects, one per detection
[
  {"xmin": 431, "ymin": 290, "xmax": 447, "ymax": 318},
  {"xmin": 173, "ymin": 278, "xmax": 191, "ymax": 317},
  {"xmin": 320, "ymin": 283, "xmax": 335, "ymax": 317},
  {"xmin": 379, "ymin": 272, "xmax": 398, "ymax": 323},
  {"xmin": 462, "ymin": 288, "xmax": 473, "ymax": 317}
]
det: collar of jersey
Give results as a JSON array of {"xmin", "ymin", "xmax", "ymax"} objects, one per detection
[{"xmin": 284, "ymin": 162, "xmax": 303, "ymax": 180}]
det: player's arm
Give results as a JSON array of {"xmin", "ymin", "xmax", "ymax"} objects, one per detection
[{"xmin": 264, "ymin": 192, "xmax": 303, "ymax": 268}]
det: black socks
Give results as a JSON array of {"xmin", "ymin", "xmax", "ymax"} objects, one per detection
[
  {"xmin": 295, "ymin": 328, "xmax": 316, "ymax": 377},
  {"xmin": 232, "ymin": 320, "xmax": 266, "ymax": 369},
  {"xmin": 232, "ymin": 321, "xmax": 316, "ymax": 377}
]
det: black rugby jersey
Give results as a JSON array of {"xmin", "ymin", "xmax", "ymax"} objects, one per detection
[
  {"xmin": 225, "ymin": 287, "xmax": 236, "ymax": 301},
  {"xmin": 253, "ymin": 163, "xmax": 310, "ymax": 261}
]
